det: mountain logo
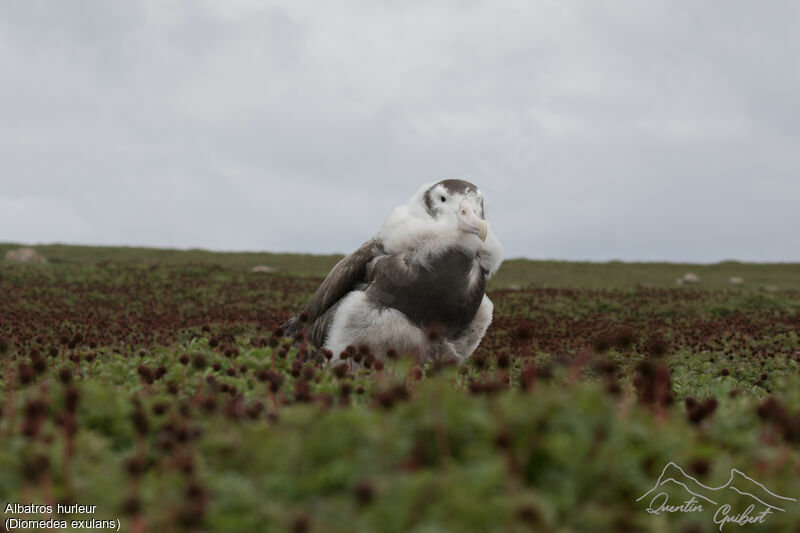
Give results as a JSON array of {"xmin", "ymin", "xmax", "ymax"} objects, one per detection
[{"xmin": 637, "ymin": 462, "xmax": 797, "ymax": 530}]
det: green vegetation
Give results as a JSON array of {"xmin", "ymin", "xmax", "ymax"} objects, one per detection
[
  {"xmin": 4, "ymin": 242, "xmax": 798, "ymax": 289},
  {"xmin": 1, "ymin": 244, "xmax": 799, "ymax": 532}
]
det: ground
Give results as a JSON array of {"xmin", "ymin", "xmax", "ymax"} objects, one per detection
[{"xmin": 1, "ymin": 243, "xmax": 799, "ymax": 532}]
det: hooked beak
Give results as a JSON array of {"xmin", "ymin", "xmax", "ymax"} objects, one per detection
[{"xmin": 457, "ymin": 198, "xmax": 488, "ymax": 241}]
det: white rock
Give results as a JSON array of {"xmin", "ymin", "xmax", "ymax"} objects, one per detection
[
  {"xmin": 764, "ymin": 285, "xmax": 779, "ymax": 293},
  {"xmin": 4, "ymin": 247, "xmax": 47, "ymax": 264},
  {"xmin": 682, "ymin": 272, "xmax": 700, "ymax": 283},
  {"xmin": 250, "ymin": 265, "xmax": 278, "ymax": 274},
  {"xmin": 728, "ymin": 277, "xmax": 744, "ymax": 284}
]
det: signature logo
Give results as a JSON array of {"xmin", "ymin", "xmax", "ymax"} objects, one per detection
[{"xmin": 637, "ymin": 462, "xmax": 797, "ymax": 530}]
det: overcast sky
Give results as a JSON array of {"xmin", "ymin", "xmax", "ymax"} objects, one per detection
[{"xmin": 1, "ymin": 1, "xmax": 798, "ymax": 262}]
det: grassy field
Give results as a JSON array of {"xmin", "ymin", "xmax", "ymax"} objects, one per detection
[
  {"xmin": 3, "ymin": 241, "xmax": 799, "ymax": 290},
  {"xmin": 1, "ymin": 243, "xmax": 799, "ymax": 532}
]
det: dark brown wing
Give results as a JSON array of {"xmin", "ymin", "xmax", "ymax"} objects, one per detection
[
  {"xmin": 301, "ymin": 300, "xmax": 344, "ymax": 347},
  {"xmin": 280, "ymin": 239, "xmax": 384, "ymax": 346}
]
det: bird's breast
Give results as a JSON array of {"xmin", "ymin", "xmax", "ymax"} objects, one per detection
[{"xmin": 367, "ymin": 248, "xmax": 486, "ymax": 336}]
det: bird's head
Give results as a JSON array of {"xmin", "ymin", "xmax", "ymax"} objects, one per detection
[
  {"xmin": 420, "ymin": 179, "xmax": 488, "ymax": 241},
  {"xmin": 377, "ymin": 178, "xmax": 498, "ymax": 256}
]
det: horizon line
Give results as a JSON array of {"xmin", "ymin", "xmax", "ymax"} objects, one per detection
[{"xmin": 2, "ymin": 240, "xmax": 799, "ymax": 265}]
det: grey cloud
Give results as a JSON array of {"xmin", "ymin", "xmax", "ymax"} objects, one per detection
[{"xmin": 0, "ymin": 0, "xmax": 797, "ymax": 260}]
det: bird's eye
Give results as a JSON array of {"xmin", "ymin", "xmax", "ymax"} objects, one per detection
[{"xmin": 440, "ymin": 195, "xmax": 446, "ymax": 202}]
